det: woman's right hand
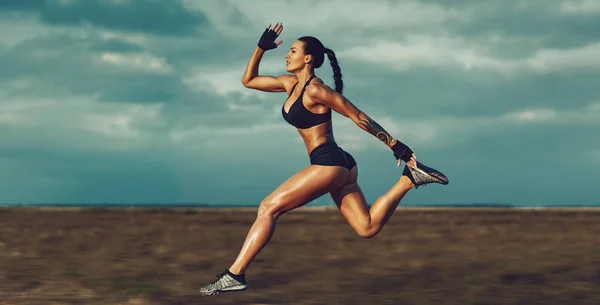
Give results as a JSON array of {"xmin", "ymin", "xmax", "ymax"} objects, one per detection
[{"xmin": 257, "ymin": 22, "xmax": 284, "ymax": 51}]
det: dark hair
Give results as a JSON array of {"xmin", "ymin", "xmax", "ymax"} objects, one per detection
[{"xmin": 298, "ymin": 36, "xmax": 343, "ymax": 94}]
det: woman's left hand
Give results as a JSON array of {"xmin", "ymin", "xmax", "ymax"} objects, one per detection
[{"xmin": 398, "ymin": 153, "xmax": 417, "ymax": 168}]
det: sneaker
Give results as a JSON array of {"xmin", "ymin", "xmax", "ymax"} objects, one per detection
[
  {"xmin": 199, "ymin": 270, "xmax": 248, "ymax": 296},
  {"xmin": 403, "ymin": 161, "xmax": 449, "ymax": 188}
]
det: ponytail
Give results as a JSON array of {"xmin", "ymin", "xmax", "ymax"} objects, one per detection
[
  {"xmin": 324, "ymin": 47, "xmax": 343, "ymax": 94},
  {"xmin": 297, "ymin": 36, "xmax": 343, "ymax": 94}
]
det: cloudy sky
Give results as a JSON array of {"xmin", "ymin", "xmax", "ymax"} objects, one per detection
[{"xmin": 1, "ymin": 0, "xmax": 598, "ymax": 207}]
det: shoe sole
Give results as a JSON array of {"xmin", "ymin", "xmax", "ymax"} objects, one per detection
[{"xmin": 201, "ymin": 285, "xmax": 248, "ymax": 296}]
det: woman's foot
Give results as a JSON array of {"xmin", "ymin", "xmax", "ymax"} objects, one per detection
[
  {"xmin": 199, "ymin": 270, "xmax": 248, "ymax": 296},
  {"xmin": 402, "ymin": 161, "xmax": 449, "ymax": 189}
]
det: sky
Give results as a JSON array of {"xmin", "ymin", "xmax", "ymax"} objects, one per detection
[{"xmin": 1, "ymin": 0, "xmax": 599, "ymax": 207}]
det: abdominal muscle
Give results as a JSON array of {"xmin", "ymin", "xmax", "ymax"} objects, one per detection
[{"xmin": 297, "ymin": 122, "xmax": 336, "ymax": 156}]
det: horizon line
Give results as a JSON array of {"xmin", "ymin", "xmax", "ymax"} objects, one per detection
[{"xmin": 0, "ymin": 202, "xmax": 599, "ymax": 208}]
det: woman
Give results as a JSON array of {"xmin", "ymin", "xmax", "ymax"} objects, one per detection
[{"xmin": 199, "ymin": 22, "xmax": 448, "ymax": 296}]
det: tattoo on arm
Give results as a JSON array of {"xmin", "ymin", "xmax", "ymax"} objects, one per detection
[{"xmin": 356, "ymin": 113, "xmax": 395, "ymax": 147}]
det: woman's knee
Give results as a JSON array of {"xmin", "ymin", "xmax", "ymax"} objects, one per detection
[
  {"xmin": 258, "ymin": 197, "xmax": 285, "ymax": 219},
  {"xmin": 354, "ymin": 225, "xmax": 377, "ymax": 239},
  {"xmin": 344, "ymin": 216, "xmax": 376, "ymax": 239}
]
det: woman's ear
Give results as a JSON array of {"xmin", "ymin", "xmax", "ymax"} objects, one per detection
[{"xmin": 304, "ymin": 54, "xmax": 312, "ymax": 64}]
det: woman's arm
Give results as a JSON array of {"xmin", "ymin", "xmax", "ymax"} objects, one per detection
[
  {"xmin": 241, "ymin": 47, "xmax": 287, "ymax": 92},
  {"xmin": 241, "ymin": 23, "xmax": 287, "ymax": 92},
  {"xmin": 307, "ymin": 83, "xmax": 415, "ymax": 163}
]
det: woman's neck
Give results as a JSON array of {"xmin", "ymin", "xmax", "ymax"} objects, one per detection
[{"xmin": 295, "ymin": 68, "xmax": 315, "ymax": 84}]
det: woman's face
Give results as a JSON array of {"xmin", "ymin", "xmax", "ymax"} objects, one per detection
[{"xmin": 285, "ymin": 40, "xmax": 309, "ymax": 73}]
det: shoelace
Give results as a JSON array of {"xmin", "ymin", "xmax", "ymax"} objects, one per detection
[
  {"xmin": 216, "ymin": 271, "xmax": 240, "ymax": 287},
  {"xmin": 214, "ymin": 273, "xmax": 229, "ymax": 285},
  {"xmin": 215, "ymin": 271, "xmax": 228, "ymax": 279},
  {"xmin": 201, "ymin": 272, "xmax": 228, "ymax": 290}
]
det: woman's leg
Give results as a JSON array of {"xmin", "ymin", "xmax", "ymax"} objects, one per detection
[
  {"xmin": 227, "ymin": 164, "xmax": 348, "ymax": 275},
  {"xmin": 329, "ymin": 164, "xmax": 414, "ymax": 238},
  {"xmin": 200, "ymin": 164, "xmax": 350, "ymax": 295}
]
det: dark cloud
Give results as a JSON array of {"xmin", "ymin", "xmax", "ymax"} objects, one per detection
[
  {"xmin": 450, "ymin": 4, "xmax": 600, "ymax": 49},
  {"xmin": 0, "ymin": 0, "xmax": 45, "ymax": 10},
  {"xmin": 1, "ymin": 33, "xmax": 102, "ymax": 80},
  {"xmin": 0, "ymin": 139, "xmax": 182, "ymax": 203},
  {"xmin": 160, "ymin": 91, "xmax": 280, "ymax": 130},
  {"xmin": 0, "ymin": 32, "xmax": 222, "ymax": 113},
  {"xmin": 88, "ymin": 74, "xmax": 190, "ymax": 103},
  {"xmin": 337, "ymin": 61, "xmax": 600, "ymax": 120},
  {"xmin": 0, "ymin": 0, "xmax": 209, "ymax": 36},
  {"xmin": 380, "ymin": 1, "xmax": 600, "ymax": 52}
]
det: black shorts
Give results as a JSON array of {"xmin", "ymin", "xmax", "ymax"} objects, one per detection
[{"xmin": 309, "ymin": 142, "xmax": 357, "ymax": 170}]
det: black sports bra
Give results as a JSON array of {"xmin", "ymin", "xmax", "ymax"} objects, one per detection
[{"xmin": 281, "ymin": 75, "xmax": 331, "ymax": 129}]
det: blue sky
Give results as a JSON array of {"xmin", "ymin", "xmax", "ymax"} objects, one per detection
[{"xmin": 1, "ymin": 0, "xmax": 599, "ymax": 207}]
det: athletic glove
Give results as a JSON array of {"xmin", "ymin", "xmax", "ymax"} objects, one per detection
[
  {"xmin": 391, "ymin": 140, "xmax": 414, "ymax": 163},
  {"xmin": 257, "ymin": 28, "xmax": 279, "ymax": 51}
]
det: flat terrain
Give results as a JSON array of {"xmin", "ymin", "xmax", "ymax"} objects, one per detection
[{"xmin": 1, "ymin": 207, "xmax": 599, "ymax": 305}]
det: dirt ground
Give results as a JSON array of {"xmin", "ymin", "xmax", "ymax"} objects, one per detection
[{"xmin": 1, "ymin": 207, "xmax": 599, "ymax": 305}]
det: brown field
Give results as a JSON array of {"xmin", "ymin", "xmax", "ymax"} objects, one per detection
[{"xmin": 1, "ymin": 207, "xmax": 599, "ymax": 305}]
